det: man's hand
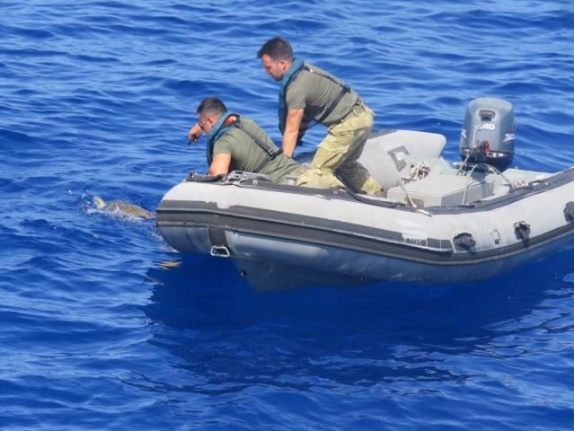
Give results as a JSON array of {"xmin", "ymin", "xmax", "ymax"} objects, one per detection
[{"xmin": 188, "ymin": 123, "xmax": 203, "ymax": 143}]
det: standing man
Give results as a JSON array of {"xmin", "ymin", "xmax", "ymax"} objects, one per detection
[
  {"xmin": 257, "ymin": 36, "xmax": 383, "ymax": 195},
  {"xmin": 188, "ymin": 97, "xmax": 306, "ymax": 184}
]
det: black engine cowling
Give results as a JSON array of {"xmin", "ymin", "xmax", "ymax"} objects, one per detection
[{"xmin": 459, "ymin": 97, "xmax": 515, "ymax": 171}]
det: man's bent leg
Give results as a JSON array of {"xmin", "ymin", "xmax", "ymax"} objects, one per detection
[
  {"xmin": 309, "ymin": 127, "xmax": 354, "ymax": 172},
  {"xmin": 335, "ymin": 110, "xmax": 382, "ymax": 194}
]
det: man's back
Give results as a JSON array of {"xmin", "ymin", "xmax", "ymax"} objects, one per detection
[
  {"xmin": 213, "ymin": 117, "xmax": 301, "ymax": 182},
  {"xmin": 286, "ymin": 63, "xmax": 360, "ymax": 126}
]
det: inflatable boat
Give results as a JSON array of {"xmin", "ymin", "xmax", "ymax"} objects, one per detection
[{"xmin": 156, "ymin": 98, "xmax": 574, "ymax": 291}]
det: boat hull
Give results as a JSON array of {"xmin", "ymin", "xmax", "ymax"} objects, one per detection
[{"xmin": 157, "ymin": 159, "xmax": 573, "ymax": 290}]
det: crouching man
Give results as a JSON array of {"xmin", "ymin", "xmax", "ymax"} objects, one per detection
[{"xmin": 188, "ymin": 97, "xmax": 309, "ymax": 185}]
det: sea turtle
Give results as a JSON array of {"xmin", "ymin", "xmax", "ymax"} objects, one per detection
[{"xmin": 93, "ymin": 195, "xmax": 154, "ymax": 220}]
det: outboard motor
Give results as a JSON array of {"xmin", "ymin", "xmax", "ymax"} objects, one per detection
[{"xmin": 459, "ymin": 97, "xmax": 515, "ymax": 171}]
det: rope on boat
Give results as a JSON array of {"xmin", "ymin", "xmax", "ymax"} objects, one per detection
[{"xmin": 457, "ymin": 154, "xmax": 516, "ymax": 205}]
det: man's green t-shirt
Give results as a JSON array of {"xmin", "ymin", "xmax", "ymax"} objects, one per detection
[
  {"xmin": 286, "ymin": 63, "xmax": 361, "ymax": 126},
  {"xmin": 213, "ymin": 117, "xmax": 302, "ymax": 183}
]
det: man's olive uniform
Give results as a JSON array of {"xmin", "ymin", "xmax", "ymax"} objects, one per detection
[
  {"xmin": 280, "ymin": 60, "xmax": 381, "ymax": 194},
  {"xmin": 211, "ymin": 116, "xmax": 304, "ymax": 184}
]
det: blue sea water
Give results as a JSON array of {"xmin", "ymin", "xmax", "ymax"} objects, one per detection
[{"xmin": 1, "ymin": 0, "xmax": 573, "ymax": 429}]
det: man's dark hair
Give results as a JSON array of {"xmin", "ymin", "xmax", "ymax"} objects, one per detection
[
  {"xmin": 197, "ymin": 97, "xmax": 227, "ymax": 116},
  {"xmin": 257, "ymin": 37, "xmax": 294, "ymax": 61}
]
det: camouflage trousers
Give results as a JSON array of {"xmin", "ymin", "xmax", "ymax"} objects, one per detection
[{"xmin": 296, "ymin": 105, "xmax": 382, "ymax": 195}]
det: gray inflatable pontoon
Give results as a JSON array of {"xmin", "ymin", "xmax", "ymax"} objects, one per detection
[{"xmin": 156, "ymin": 98, "xmax": 574, "ymax": 291}]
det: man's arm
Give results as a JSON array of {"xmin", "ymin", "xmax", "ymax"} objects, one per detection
[
  {"xmin": 209, "ymin": 153, "xmax": 232, "ymax": 176},
  {"xmin": 282, "ymin": 108, "xmax": 304, "ymax": 158}
]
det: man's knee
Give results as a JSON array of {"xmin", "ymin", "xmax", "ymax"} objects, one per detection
[{"xmin": 310, "ymin": 147, "xmax": 345, "ymax": 170}]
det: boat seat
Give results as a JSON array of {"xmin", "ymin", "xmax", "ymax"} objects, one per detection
[{"xmin": 358, "ymin": 130, "xmax": 447, "ymax": 192}]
